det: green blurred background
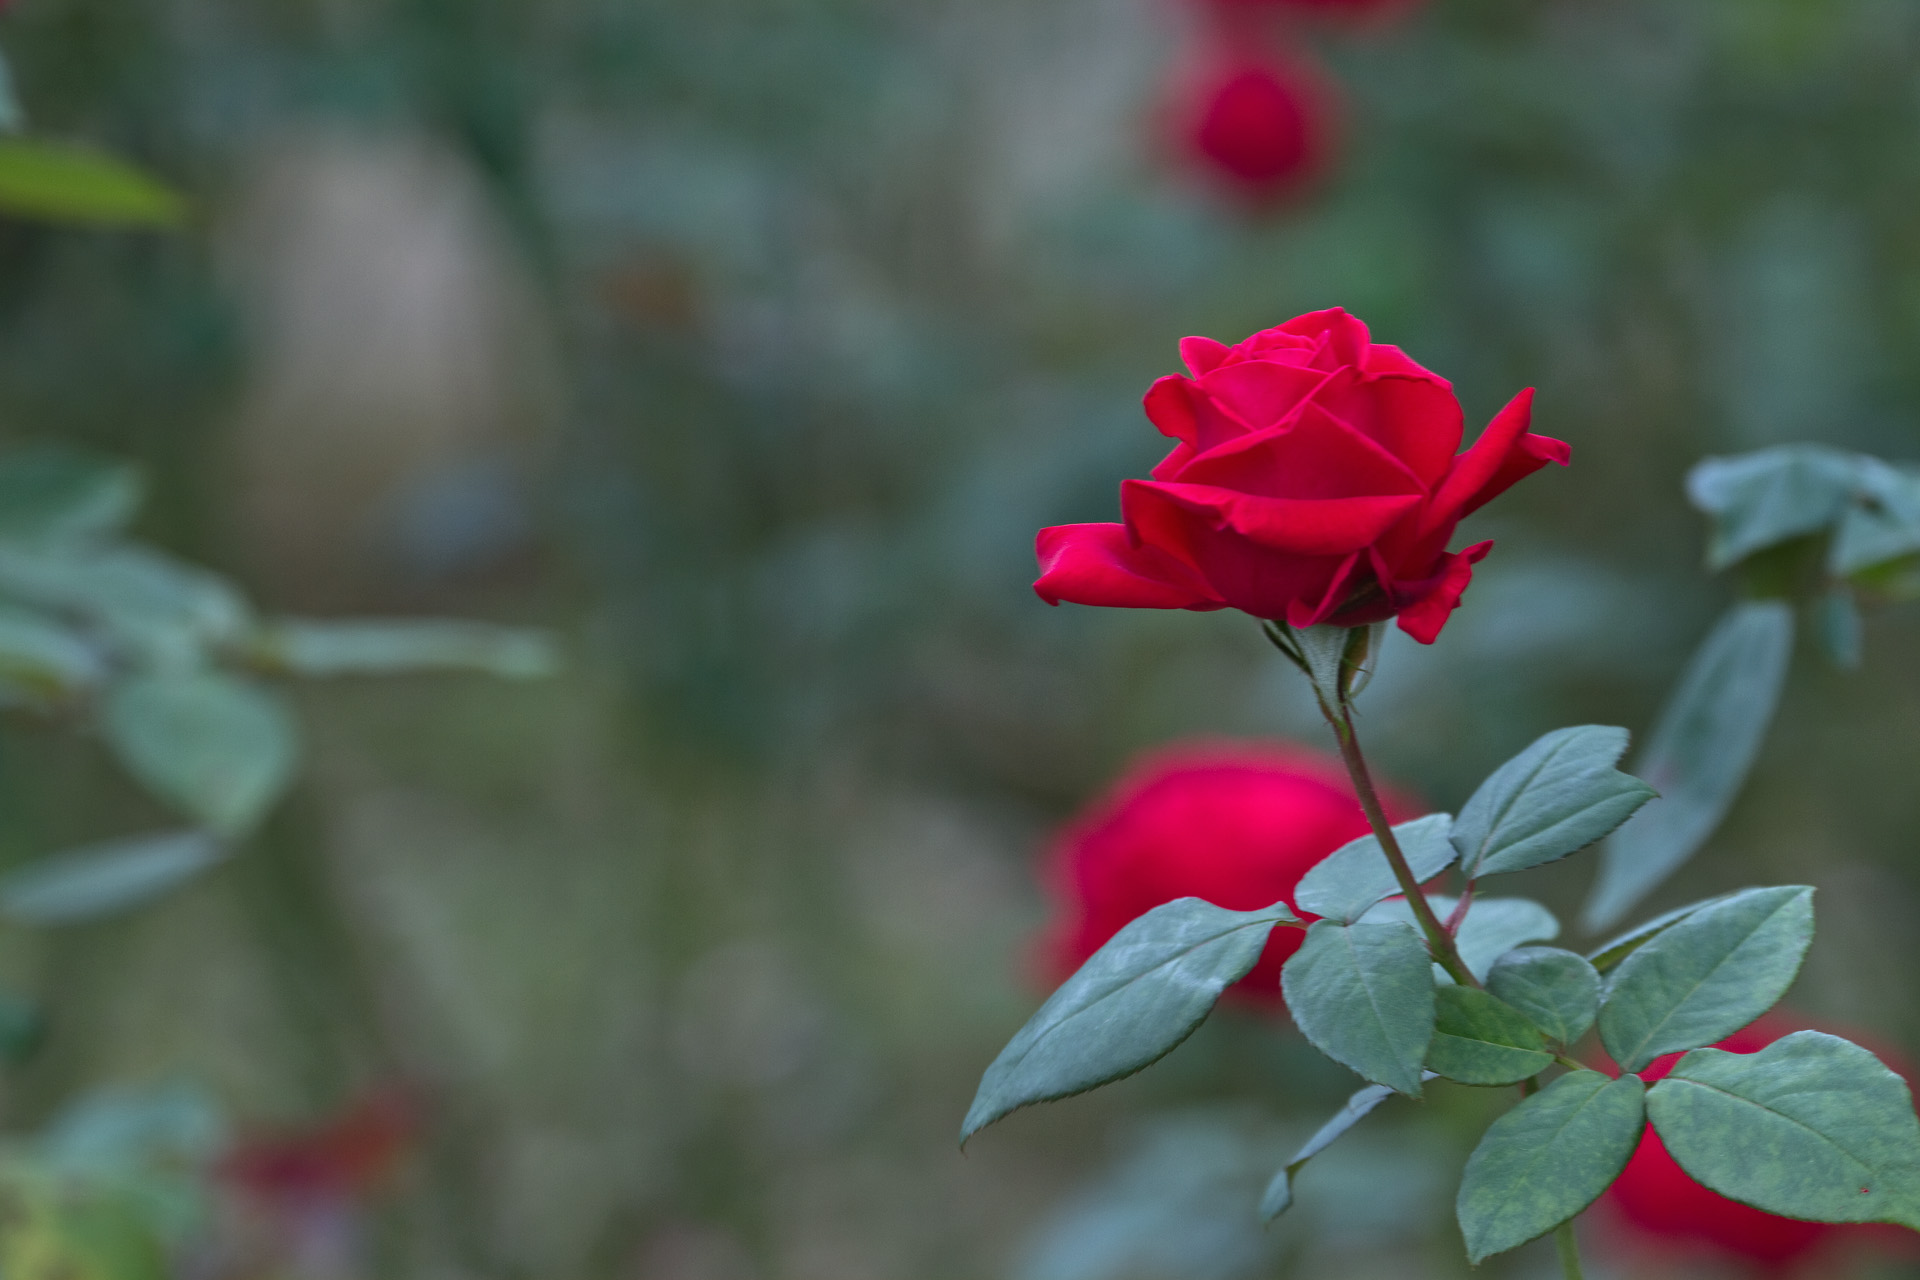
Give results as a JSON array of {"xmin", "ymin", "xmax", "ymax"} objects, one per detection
[{"xmin": 5, "ymin": 0, "xmax": 1920, "ymax": 1276}]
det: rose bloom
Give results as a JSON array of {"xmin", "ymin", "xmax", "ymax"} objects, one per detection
[
  {"xmin": 1036, "ymin": 739, "xmax": 1413, "ymax": 1004},
  {"xmin": 1034, "ymin": 309, "xmax": 1569, "ymax": 643},
  {"xmin": 1600, "ymin": 1015, "xmax": 1919, "ymax": 1276},
  {"xmin": 1169, "ymin": 41, "xmax": 1337, "ymax": 204}
]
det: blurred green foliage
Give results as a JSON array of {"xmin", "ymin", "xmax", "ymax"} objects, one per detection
[{"xmin": 1, "ymin": 0, "xmax": 1920, "ymax": 1277}]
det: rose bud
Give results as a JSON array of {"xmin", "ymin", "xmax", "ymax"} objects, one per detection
[
  {"xmin": 1600, "ymin": 1015, "xmax": 1920, "ymax": 1275},
  {"xmin": 1168, "ymin": 40, "xmax": 1338, "ymax": 205},
  {"xmin": 1036, "ymin": 738, "xmax": 1415, "ymax": 1005},
  {"xmin": 1034, "ymin": 308, "xmax": 1570, "ymax": 643}
]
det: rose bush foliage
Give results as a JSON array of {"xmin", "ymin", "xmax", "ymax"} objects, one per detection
[{"xmin": 1034, "ymin": 309, "xmax": 1569, "ymax": 642}]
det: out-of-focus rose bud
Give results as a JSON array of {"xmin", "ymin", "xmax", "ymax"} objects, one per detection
[
  {"xmin": 1035, "ymin": 739, "xmax": 1417, "ymax": 1007},
  {"xmin": 1600, "ymin": 1014, "xmax": 1919, "ymax": 1276},
  {"xmin": 1194, "ymin": 0, "xmax": 1421, "ymax": 26},
  {"xmin": 1167, "ymin": 40, "xmax": 1339, "ymax": 205}
]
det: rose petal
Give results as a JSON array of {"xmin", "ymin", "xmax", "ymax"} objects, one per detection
[
  {"xmin": 1393, "ymin": 540, "xmax": 1492, "ymax": 644},
  {"xmin": 1143, "ymin": 374, "xmax": 1256, "ymax": 451},
  {"xmin": 1196, "ymin": 360, "xmax": 1330, "ymax": 433},
  {"xmin": 1278, "ymin": 307, "xmax": 1370, "ymax": 367},
  {"xmin": 1311, "ymin": 368, "xmax": 1463, "ymax": 488},
  {"xmin": 1180, "ymin": 335, "xmax": 1232, "ymax": 376},
  {"xmin": 1423, "ymin": 389, "xmax": 1569, "ymax": 532},
  {"xmin": 1123, "ymin": 483, "xmax": 1346, "ymax": 619},
  {"xmin": 1034, "ymin": 523, "xmax": 1223, "ymax": 610},
  {"xmin": 1138, "ymin": 481, "xmax": 1421, "ymax": 554},
  {"xmin": 1180, "ymin": 399, "xmax": 1424, "ymax": 500}
]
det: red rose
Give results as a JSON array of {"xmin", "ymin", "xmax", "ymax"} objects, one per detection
[
  {"xmin": 1036, "ymin": 739, "xmax": 1414, "ymax": 1005},
  {"xmin": 1033, "ymin": 309, "xmax": 1570, "ymax": 643},
  {"xmin": 1170, "ymin": 41, "xmax": 1337, "ymax": 203},
  {"xmin": 1600, "ymin": 1015, "xmax": 1918, "ymax": 1275},
  {"xmin": 1197, "ymin": 0, "xmax": 1419, "ymax": 22}
]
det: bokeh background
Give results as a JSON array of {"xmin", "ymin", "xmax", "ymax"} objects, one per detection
[{"xmin": 5, "ymin": 0, "xmax": 1920, "ymax": 1276}]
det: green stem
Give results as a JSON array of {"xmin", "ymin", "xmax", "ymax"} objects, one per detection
[
  {"xmin": 1324, "ymin": 697, "xmax": 1479, "ymax": 987},
  {"xmin": 1555, "ymin": 1221, "xmax": 1585, "ymax": 1280}
]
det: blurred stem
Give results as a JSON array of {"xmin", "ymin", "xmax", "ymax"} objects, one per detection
[
  {"xmin": 1324, "ymin": 698, "xmax": 1478, "ymax": 987},
  {"xmin": 1555, "ymin": 1221, "xmax": 1585, "ymax": 1280}
]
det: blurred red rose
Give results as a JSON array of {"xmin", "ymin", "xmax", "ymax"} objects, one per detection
[
  {"xmin": 1168, "ymin": 40, "xmax": 1336, "ymax": 205},
  {"xmin": 223, "ymin": 1088, "xmax": 414, "ymax": 1205},
  {"xmin": 1034, "ymin": 308, "xmax": 1569, "ymax": 643},
  {"xmin": 1036, "ymin": 738, "xmax": 1415, "ymax": 1005},
  {"xmin": 1601, "ymin": 1015, "xmax": 1918, "ymax": 1275}
]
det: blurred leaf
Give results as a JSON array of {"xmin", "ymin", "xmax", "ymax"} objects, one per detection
[
  {"xmin": 961, "ymin": 898, "xmax": 1296, "ymax": 1143},
  {"xmin": 1451, "ymin": 725, "xmax": 1654, "ymax": 879},
  {"xmin": 1815, "ymin": 588, "xmax": 1862, "ymax": 668},
  {"xmin": 0, "ymin": 49, "xmax": 23, "ymax": 135},
  {"xmin": 0, "ymin": 605, "xmax": 103, "ymax": 701},
  {"xmin": 1583, "ymin": 602, "xmax": 1794, "ymax": 930},
  {"xmin": 1456, "ymin": 1070, "xmax": 1645, "ymax": 1263},
  {"xmin": 1687, "ymin": 445, "xmax": 1859, "ymax": 571},
  {"xmin": 0, "ymin": 831, "xmax": 222, "ymax": 924},
  {"xmin": 255, "ymin": 618, "xmax": 559, "ymax": 679},
  {"xmin": 1360, "ymin": 895, "xmax": 1560, "ymax": 981},
  {"xmin": 0, "ymin": 989, "xmax": 42, "ymax": 1063},
  {"xmin": 1014, "ymin": 1113, "xmax": 1282, "ymax": 1280},
  {"xmin": 1648, "ymin": 1032, "xmax": 1920, "ymax": 1229},
  {"xmin": 1260, "ymin": 1083, "xmax": 1398, "ymax": 1220},
  {"xmin": 103, "ymin": 673, "xmax": 297, "ymax": 835},
  {"xmin": 1425, "ymin": 986, "xmax": 1552, "ymax": 1086},
  {"xmin": 0, "ymin": 545, "xmax": 251, "ymax": 670},
  {"xmin": 0, "ymin": 446, "xmax": 142, "ymax": 544},
  {"xmin": 1281, "ymin": 920, "xmax": 1434, "ymax": 1097},
  {"xmin": 0, "ymin": 138, "xmax": 184, "ymax": 226},
  {"xmin": 1597, "ymin": 885, "xmax": 1814, "ymax": 1073},
  {"xmin": 1486, "ymin": 947, "xmax": 1600, "ymax": 1046},
  {"xmin": 1830, "ymin": 457, "xmax": 1920, "ymax": 577},
  {"xmin": 1294, "ymin": 813, "xmax": 1455, "ymax": 925}
]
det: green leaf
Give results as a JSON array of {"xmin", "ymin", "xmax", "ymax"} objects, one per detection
[
  {"xmin": 1814, "ymin": 588, "xmax": 1862, "ymax": 670},
  {"xmin": 1456, "ymin": 1070, "xmax": 1646, "ymax": 1263},
  {"xmin": 0, "ymin": 831, "xmax": 223, "ymax": 924},
  {"xmin": 1360, "ymin": 895, "xmax": 1560, "ymax": 981},
  {"xmin": 0, "ymin": 139, "xmax": 185, "ymax": 226},
  {"xmin": 1585, "ymin": 890, "xmax": 1746, "ymax": 973},
  {"xmin": 1451, "ymin": 725, "xmax": 1655, "ymax": 879},
  {"xmin": 961, "ymin": 897, "xmax": 1297, "ymax": 1143},
  {"xmin": 1294, "ymin": 813, "xmax": 1455, "ymax": 924},
  {"xmin": 1583, "ymin": 602, "xmax": 1794, "ymax": 930},
  {"xmin": 0, "ymin": 544, "xmax": 252, "ymax": 670},
  {"xmin": 1281, "ymin": 920, "xmax": 1435, "ymax": 1097},
  {"xmin": 1261, "ymin": 1083, "xmax": 1397, "ymax": 1219},
  {"xmin": 254, "ymin": 618, "xmax": 559, "ymax": 679},
  {"xmin": 0, "ymin": 990, "xmax": 42, "ymax": 1063},
  {"xmin": 103, "ymin": 673, "xmax": 299, "ymax": 836},
  {"xmin": 0, "ymin": 606, "xmax": 103, "ymax": 701},
  {"xmin": 1597, "ymin": 885, "xmax": 1814, "ymax": 1073},
  {"xmin": 1687, "ymin": 445, "xmax": 1860, "ymax": 571},
  {"xmin": 1486, "ymin": 947, "xmax": 1601, "ymax": 1046},
  {"xmin": 1830, "ymin": 457, "xmax": 1920, "ymax": 577},
  {"xmin": 1648, "ymin": 1032, "xmax": 1920, "ymax": 1229},
  {"xmin": 1426, "ymin": 986, "xmax": 1553, "ymax": 1086},
  {"xmin": 0, "ymin": 446, "xmax": 143, "ymax": 544}
]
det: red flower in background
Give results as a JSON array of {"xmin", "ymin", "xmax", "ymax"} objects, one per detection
[
  {"xmin": 1034, "ymin": 309, "xmax": 1569, "ymax": 643},
  {"xmin": 1601, "ymin": 1016, "xmax": 1918, "ymax": 1275},
  {"xmin": 223, "ymin": 1089, "xmax": 414, "ymax": 1206},
  {"xmin": 1170, "ymin": 42, "xmax": 1337, "ymax": 205},
  {"xmin": 1197, "ymin": 0, "xmax": 1418, "ymax": 23},
  {"xmin": 1037, "ymin": 739, "xmax": 1414, "ymax": 1005}
]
